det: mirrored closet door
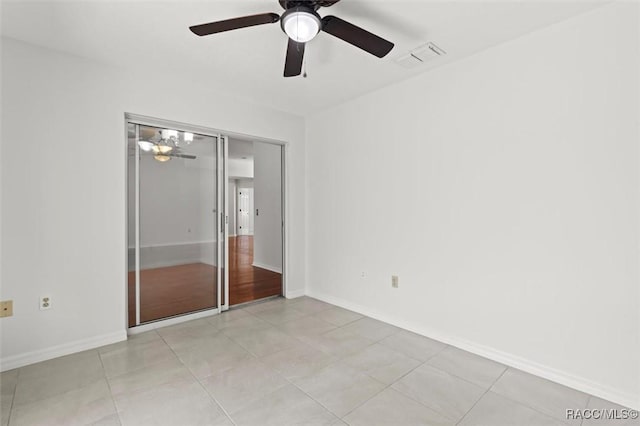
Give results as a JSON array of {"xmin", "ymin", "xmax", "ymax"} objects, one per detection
[{"xmin": 127, "ymin": 119, "xmax": 227, "ymax": 327}]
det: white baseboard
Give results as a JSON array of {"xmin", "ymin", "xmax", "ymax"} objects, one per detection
[
  {"xmin": 285, "ymin": 289, "xmax": 305, "ymax": 299},
  {"xmin": 0, "ymin": 330, "xmax": 127, "ymax": 372},
  {"xmin": 306, "ymin": 290, "xmax": 639, "ymax": 410},
  {"xmin": 251, "ymin": 262, "xmax": 282, "ymax": 274}
]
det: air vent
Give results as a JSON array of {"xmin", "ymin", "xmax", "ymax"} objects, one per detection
[
  {"xmin": 412, "ymin": 42, "xmax": 446, "ymax": 60},
  {"xmin": 394, "ymin": 42, "xmax": 446, "ymax": 68},
  {"xmin": 394, "ymin": 53, "xmax": 423, "ymax": 69}
]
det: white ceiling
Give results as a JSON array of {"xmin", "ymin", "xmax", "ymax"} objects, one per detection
[{"xmin": 1, "ymin": 0, "xmax": 608, "ymax": 115}]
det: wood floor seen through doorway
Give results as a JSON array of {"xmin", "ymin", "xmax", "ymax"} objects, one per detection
[{"xmin": 127, "ymin": 236, "xmax": 281, "ymax": 326}]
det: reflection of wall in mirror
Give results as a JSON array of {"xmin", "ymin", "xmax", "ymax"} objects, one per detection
[
  {"xmin": 128, "ymin": 150, "xmax": 217, "ymax": 270},
  {"xmin": 253, "ymin": 142, "xmax": 282, "ymax": 273}
]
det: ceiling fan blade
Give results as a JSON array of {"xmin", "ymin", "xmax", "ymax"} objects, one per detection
[
  {"xmin": 284, "ymin": 38, "xmax": 305, "ymax": 77},
  {"xmin": 317, "ymin": 1, "xmax": 341, "ymax": 7},
  {"xmin": 170, "ymin": 153, "xmax": 197, "ymax": 159},
  {"xmin": 190, "ymin": 13, "xmax": 280, "ymax": 36},
  {"xmin": 321, "ymin": 15, "xmax": 394, "ymax": 58}
]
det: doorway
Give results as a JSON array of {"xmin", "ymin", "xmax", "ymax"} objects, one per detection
[
  {"xmin": 227, "ymin": 138, "xmax": 284, "ymax": 306},
  {"xmin": 126, "ymin": 114, "xmax": 286, "ymax": 328}
]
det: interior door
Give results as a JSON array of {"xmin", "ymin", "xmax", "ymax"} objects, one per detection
[{"xmin": 237, "ymin": 188, "xmax": 254, "ymax": 235}]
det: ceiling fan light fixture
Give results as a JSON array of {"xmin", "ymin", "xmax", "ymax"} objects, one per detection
[
  {"xmin": 154, "ymin": 154, "xmax": 171, "ymax": 162},
  {"xmin": 152, "ymin": 144, "xmax": 173, "ymax": 154},
  {"xmin": 281, "ymin": 7, "xmax": 321, "ymax": 43}
]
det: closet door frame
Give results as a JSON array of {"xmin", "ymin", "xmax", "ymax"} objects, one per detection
[
  {"xmin": 125, "ymin": 114, "xmax": 223, "ymax": 331},
  {"xmin": 218, "ymin": 135, "xmax": 230, "ymax": 311},
  {"xmin": 124, "ymin": 113, "xmax": 289, "ymax": 333}
]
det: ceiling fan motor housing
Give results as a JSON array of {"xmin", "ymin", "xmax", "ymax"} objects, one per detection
[{"xmin": 279, "ymin": 1, "xmax": 337, "ymax": 11}]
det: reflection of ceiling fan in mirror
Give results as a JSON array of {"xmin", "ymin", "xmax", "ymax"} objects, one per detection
[{"xmin": 137, "ymin": 129, "xmax": 197, "ymax": 162}]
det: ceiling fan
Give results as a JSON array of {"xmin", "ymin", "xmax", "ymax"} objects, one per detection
[
  {"xmin": 135, "ymin": 129, "xmax": 197, "ymax": 162},
  {"xmin": 189, "ymin": 0, "xmax": 394, "ymax": 77}
]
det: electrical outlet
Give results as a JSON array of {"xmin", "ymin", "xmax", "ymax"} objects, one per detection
[
  {"xmin": 0, "ymin": 300, "xmax": 13, "ymax": 318},
  {"xmin": 360, "ymin": 271, "xmax": 367, "ymax": 279},
  {"xmin": 40, "ymin": 296, "xmax": 52, "ymax": 311},
  {"xmin": 392, "ymin": 275, "xmax": 399, "ymax": 288}
]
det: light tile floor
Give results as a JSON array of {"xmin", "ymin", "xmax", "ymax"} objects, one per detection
[{"xmin": 1, "ymin": 296, "xmax": 637, "ymax": 426}]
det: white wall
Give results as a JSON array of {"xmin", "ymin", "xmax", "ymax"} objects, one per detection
[
  {"xmin": 128, "ymin": 154, "xmax": 217, "ymax": 247},
  {"xmin": 306, "ymin": 2, "xmax": 639, "ymax": 408},
  {"xmin": 253, "ymin": 142, "xmax": 283, "ymax": 273},
  {"xmin": 127, "ymin": 153, "xmax": 217, "ymax": 269},
  {"xmin": 0, "ymin": 37, "xmax": 306, "ymax": 369},
  {"xmin": 228, "ymin": 158, "xmax": 254, "ymax": 179},
  {"xmin": 236, "ymin": 179, "xmax": 254, "ymax": 188}
]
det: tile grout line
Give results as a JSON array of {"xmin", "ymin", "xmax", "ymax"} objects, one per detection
[
  {"xmin": 164, "ymin": 304, "xmax": 463, "ymax": 424},
  {"xmin": 157, "ymin": 325, "xmax": 239, "ymax": 426},
  {"xmin": 248, "ymin": 302, "xmax": 444, "ymax": 422},
  {"xmin": 338, "ymin": 354, "xmax": 429, "ymax": 421},
  {"xmin": 237, "ymin": 299, "xmax": 456, "ymax": 422},
  {"xmin": 486, "ymin": 390, "xmax": 576, "ymax": 426},
  {"xmin": 581, "ymin": 396, "xmax": 592, "ymax": 426},
  {"xmin": 230, "ymin": 299, "xmax": 365, "ymax": 422},
  {"xmin": 222, "ymin": 306, "xmax": 344, "ymax": 420},
  {"xmin": 374, "ymin": 346, "xmax": 483, "ymax": 423},
  {"xmin": 318, "ymin": 301, "xmax": 595, "ymax": 425},
  {"xmin": 454, "ymin": 365, "xmax": 509, "ymax": 426},
  {"xmin": 278, "ymin": 365, "xmax": 346, "ymax": 422},
  {"xmin": 336, "ymin": 337, "xmax": 452, "ymax": 420},
  {"xmin": 313, "ymin": 300, "xmax": 601, "ymax": 424},
  {"xmin": 6, "ymin": 367, "xmax": 20, "ymax": 426},
  {"xmin": 97, "ymin": 350, "xmax": 123, "ymax": 425},
  {"xmin": 100, "ymin": 330, "xmax": 179, "ymax": 379},
  {"xmin": 209, "ymin": 301, "xmax": 353, "ymax": 423},
  {"xmin": 297, "ymin": 300, "xmax": 589, "ymax": 425},
  {"xmin": 199, "ymin": 324, "xmax": 338, "ymax": 424},
  {"xmin": 422, "ymin": 350, "xmax": 508, "ymax": 389},
  {"xmin": 6, "ymin": 350, "xmax": 114, "ymax": 424},
  {"xmin": 482, "ymin": 368, "xmax": 583, "ymax": 426},
  {"xmin": 84, "ymin": 297, "xmax": 599, "ymax": 426},
  {"xmin": 195, "ymin": 375, "xmax": 239, "ymax": 426},
  {"xmin": 336, "ymin": 340, "xmax": 466, "ymax": 421}
]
